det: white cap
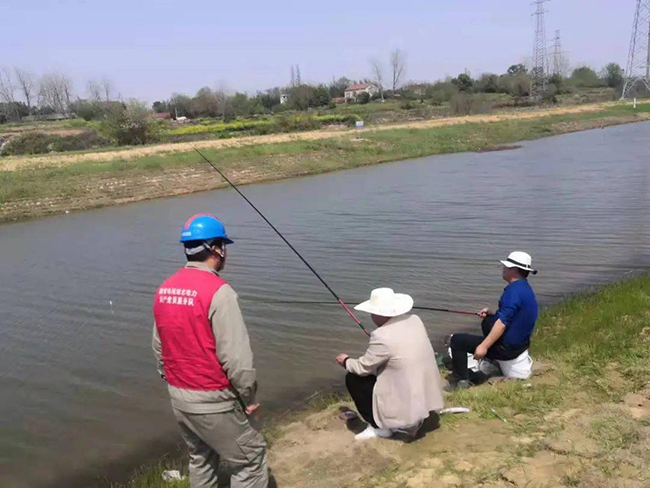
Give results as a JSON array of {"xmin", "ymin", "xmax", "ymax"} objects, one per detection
[
  {"xmin": 354, "ymin": 288, "xmax": 414, "ymax": 317},
  {"xmin": 500, "ymin": 251, "xmax": 537, "ymax": 275}
]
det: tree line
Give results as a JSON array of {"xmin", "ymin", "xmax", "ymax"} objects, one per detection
[{"xmin": 0, "ymin": 57, "xmax": 633, "ymax": 125}]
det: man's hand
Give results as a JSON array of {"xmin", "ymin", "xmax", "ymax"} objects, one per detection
[
  {"xmin": 474, "ymin": 344, "xmax": 488, "ymax": 359},
  {"xmin": 336, "ymin": 353, "xmax": 349, "ymax": 367},
  {"xmin": 478, "ymin": 307, "xmax": 491, "ymax": 318},
  {"xmin": 245, "ymin": 403, "xmax": 260, "ymax": 415}
]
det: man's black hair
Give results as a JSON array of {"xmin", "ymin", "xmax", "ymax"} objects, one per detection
[
  {"xmin": 184, "ymin": 240, "xmax": 224, "ymax": 262},
  {"xmin": 517, "ymin": 268, "xmax": 530, "ymax": 279}
]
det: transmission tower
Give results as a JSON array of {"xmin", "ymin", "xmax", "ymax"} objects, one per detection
[
  {"xmin": 552, "ymin": 30, "xmax": 564, "ymax": 76},
  {"xmin": 531, "ymin": 0, "xmax": 550, "ymax": 99},
  {"xmin": 622, "ymin": 0, "xmax": 650, "ymax": 99}
]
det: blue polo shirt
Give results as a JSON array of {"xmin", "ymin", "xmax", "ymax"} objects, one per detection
[{"xmin": 495, "ymin": 279, "xmax": 538, "ymax": 347}]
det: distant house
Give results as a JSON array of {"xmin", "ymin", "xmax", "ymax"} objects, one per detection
[
  {"xmin": 344, "ymin": 83, "xmax": 377, "ymax": 101},
  {"xmin": 153, "ymin": 112, "xmax": 172, "ymax": 120},
  {"xmin": 280, "ymin": 94, "xmax": 289, "ymax": 105}
]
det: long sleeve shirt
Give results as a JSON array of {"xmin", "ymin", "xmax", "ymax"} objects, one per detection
[{"xmin": 152, "ymin": 262, "xmax": 257, "ymax": 414}]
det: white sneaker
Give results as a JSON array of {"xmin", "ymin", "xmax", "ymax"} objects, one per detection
[{"xmin": 354, "ymin": 425, "xmax": 392, "ymax": 441}]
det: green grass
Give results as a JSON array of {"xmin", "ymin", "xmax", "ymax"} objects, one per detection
[
  {"xmin": 2, "ymin": 102, "xmax": 650, "ymax": 221},
  {"xmin": 118, "ymin": 274, "xmax": 650, "ymax": 487},
  {"xmin": 444, "ymin": 275, "xmax": 650, "ymax": 425}
]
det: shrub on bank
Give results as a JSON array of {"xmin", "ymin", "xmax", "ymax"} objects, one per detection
[
  {"xmin": 166, "ymin": 114, "xmax": 357, "ymax": 138},
  {"xmin": 450, "ymin": 94, "xmax": 494, "ymax": 115},
  {"xmin": 101, "ymin": 101, "xmax": 162, "ymax": 146},
  {"xmin": 0, "ymin": 131, "xmax": 110, "ymax": 156}
]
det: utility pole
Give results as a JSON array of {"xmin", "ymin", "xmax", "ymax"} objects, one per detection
[
  {"xmin": 531, "ymin": 0, "xmax": 550, "ymax": 100},
  {"xmin": 622, "ymin": 0, "xmax": 650, "ymax": 98}
]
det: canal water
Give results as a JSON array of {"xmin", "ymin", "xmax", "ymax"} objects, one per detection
[{"xmin": 1, "ymin": 122, "xmax": 649, "ymax": 486}]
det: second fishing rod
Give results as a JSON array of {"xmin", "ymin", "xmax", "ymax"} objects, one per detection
[{"xmin": 192, "ymin": 146, "xmax": 371, "ymax": 336}]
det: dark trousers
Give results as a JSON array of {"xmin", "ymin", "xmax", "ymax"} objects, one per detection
[
  {"xmin": 345, "ymin": 373, "xmax": 378, "ymax": 427},
  {"xmin": 450, "ymin": 315, "xmax": 529, "ymax": 381}
]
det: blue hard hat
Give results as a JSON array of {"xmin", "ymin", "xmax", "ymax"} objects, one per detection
[{"xmin": 180, "ymin": 213, "xmax": 234, "ymax": 244}]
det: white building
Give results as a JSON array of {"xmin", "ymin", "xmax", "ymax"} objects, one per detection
[
  {"xmin": 344, "ymin": 83, "xmax": 378, "ymax": 101},
  {"xmin": 280, "ymin": 94, "xmax": 289, "ymax": 105}
]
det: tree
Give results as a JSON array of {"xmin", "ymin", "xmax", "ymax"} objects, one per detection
[
  {"xmin": 451, "ymin": 73, "xmax": 474, "ymax": 92},
  {"xmin": 87, "ymin": 80, "xmax": 102, "ymax": 102},
  {"xmin": 548, "ymin": 73, "xmax": 564, "ymax": 93},
  {"xmin": 39, "ymin": 73, "xmax": 74, "ymax": 114},
  {"xmin": 101, "ymin": 77, "xmax": 113, "ymax": 102},
  {"xmin": 191, "ymin": 87, "xmax": 220, "ymax": 117},
  {"xmin": 0, "ymin": 68, "xmax": 22, "ymax": 121},
  {"xmin": 152, "ymin": 101, "xmax": 169, "ymax": 113},
  {"xmin": 312, "ymin": 85, "xmax": 331, "ymax": 107},
  {"xmin": 602, "ymin": 63, "xmax": 624, "ymax": 89},
  {"xmin": 14, "ymin": 68, "xmax": 36, "ymax": 111},
  {"xmin": 507, "ymin": 64, "xmax": 528, "ymax": 76},
  {"xmin": 357, "ymin": 92, "xmax": 371, "ymax": 104},
  {"xmin": 390, "ymin": 49, "xmax": 407, "ymax": 92},
  {"xmin": 328, "ymin": 77, "xmax": 352, "ymax": 98},
  {"xmin": 569, "ymin": 66, "xmax": 603, "ymax": 88},
  {"xmin": 475, "ymin": 74, "xmax": 498, "ymax": 93},
  {"xmin": 101, "ymin": 100, "xmax": 160, "ymax": 145},
  {"xmin": 370, "ymin": 58, "xmax": 385, "ymax": 101},
  {"xmin": 169, "ymin": 93, "xmax": 192, "ymax": 117}
]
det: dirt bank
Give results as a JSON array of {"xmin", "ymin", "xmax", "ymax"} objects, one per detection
[
  {"xmin": 0, "ymin": 101, "xmax": 626, "ymax": 172},
  {"xmin": 2, "ymin": 102, "xmax": 649, "ymax": 224}
]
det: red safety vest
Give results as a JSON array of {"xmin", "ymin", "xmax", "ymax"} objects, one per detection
[{"xmin": 153, "ymin": 267, "xmax": 231, "ymax": 391}]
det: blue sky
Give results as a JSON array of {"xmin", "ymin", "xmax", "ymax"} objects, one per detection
[{"xmin": 0, "ymin": 0, "xmax": 634, "ymax": 103}]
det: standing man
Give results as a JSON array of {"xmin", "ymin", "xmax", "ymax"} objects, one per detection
[
  {"xmin": 152, "ymin": 214, "xmax": 268, "ymax": 488},
  {"xmin": 449, "ymin": 251, "xmax": 539, "ymax": 390}
]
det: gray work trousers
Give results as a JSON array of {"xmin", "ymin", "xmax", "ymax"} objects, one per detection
[{"xmin": 173, "ymin": 405, "xmax": 269, "ymax": 488}]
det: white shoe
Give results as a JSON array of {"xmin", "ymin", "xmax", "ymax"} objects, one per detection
[{"xmin": 354, "ymin": 425, "xmax": 392, "ymax": 441}]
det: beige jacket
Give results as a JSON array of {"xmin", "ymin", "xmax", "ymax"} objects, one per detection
[
  {"xmin": 346, "ymin": 314, "xmax": 444, "ymax": 429},
  {"xmin": 152, "ymin": 262, "xmax": 257, "ymax": 414}
]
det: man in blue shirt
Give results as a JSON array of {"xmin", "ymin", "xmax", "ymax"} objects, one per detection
[{"xmin": 448, "ymin": 251, "xmax": 538, "ymax": 389}]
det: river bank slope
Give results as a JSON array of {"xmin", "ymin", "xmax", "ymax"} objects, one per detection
[
  {"xmin": 124, "ymin": 274, "xmax": 650, "ymax": 488},
  {"xmin": 2, "ymin": 101, "xmax": 650, "ymax": 223}
]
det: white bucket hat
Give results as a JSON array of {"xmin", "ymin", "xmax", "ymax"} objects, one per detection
[
  {"xmin": 500, "ymin": 251, "xmax": 537, "ymax": 275},
  {"xmin": 354, "ymin": 288, "xmax": 414, "ymax": 317}
]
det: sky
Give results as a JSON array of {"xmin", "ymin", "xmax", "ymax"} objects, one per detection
[{"xmin": 0, "ymin": 0, "xmax": 636, "ymax": 103}]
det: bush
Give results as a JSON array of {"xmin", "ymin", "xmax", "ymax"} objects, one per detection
[
  {"xmin": 1, "ymin": 132, "xmax": 51, "ymax": 155},
  {"xmin": 0, "ymin": 130, "xmax": 109, "ymax": 156},
  {"xmin": 357, "ymin": 92, "xmax": 371, "ymax": 104},
  {"xmin": 101, "ymin": 101, "xmax": 161, "ymax": 145},
  {"xmin": 450, "ymin": 94, "xmax": 493, "ymax": 115}
]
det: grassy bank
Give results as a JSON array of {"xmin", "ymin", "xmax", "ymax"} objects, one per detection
[
  {"xmin": 121, "ymin": 274, "xmax": 650, "ymax": 487},
  {"xmin": 1, "ymin": 102, "xmax": 650, "ymax": 223}
]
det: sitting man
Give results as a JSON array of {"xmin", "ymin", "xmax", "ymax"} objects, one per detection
[
  {"xmin": 335, "ymin": 288, "xmax": 444, "ymax": 440},
  {"xmin": 449, "ymin": 251, "xmax": 539, "ymax": 389}
]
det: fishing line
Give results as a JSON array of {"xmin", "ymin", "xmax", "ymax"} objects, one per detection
[
  {"xmin": 192, "ymin": 146, "xmax": 370, "ymax": 336},
  {"xmin": 245, "ymin": 299, "xmax": 480, "ymax": 316}
]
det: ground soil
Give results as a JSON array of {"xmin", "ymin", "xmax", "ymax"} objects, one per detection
[{"xmin": 268, "ymin": 370, "xmax": 650, "ymax": 488}]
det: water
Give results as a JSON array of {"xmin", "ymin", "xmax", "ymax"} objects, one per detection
[{"xmin": 1, "ymin": 122, "xmax": 649, "ymax": 487}]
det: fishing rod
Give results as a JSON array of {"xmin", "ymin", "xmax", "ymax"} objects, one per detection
[
  {"xmin": 246, "ymin": 299, "xmax": 480, "ymax": 317},
  {"xmin": 192, "ymin": 146, "xmax": 370, "ymax": 336}
]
